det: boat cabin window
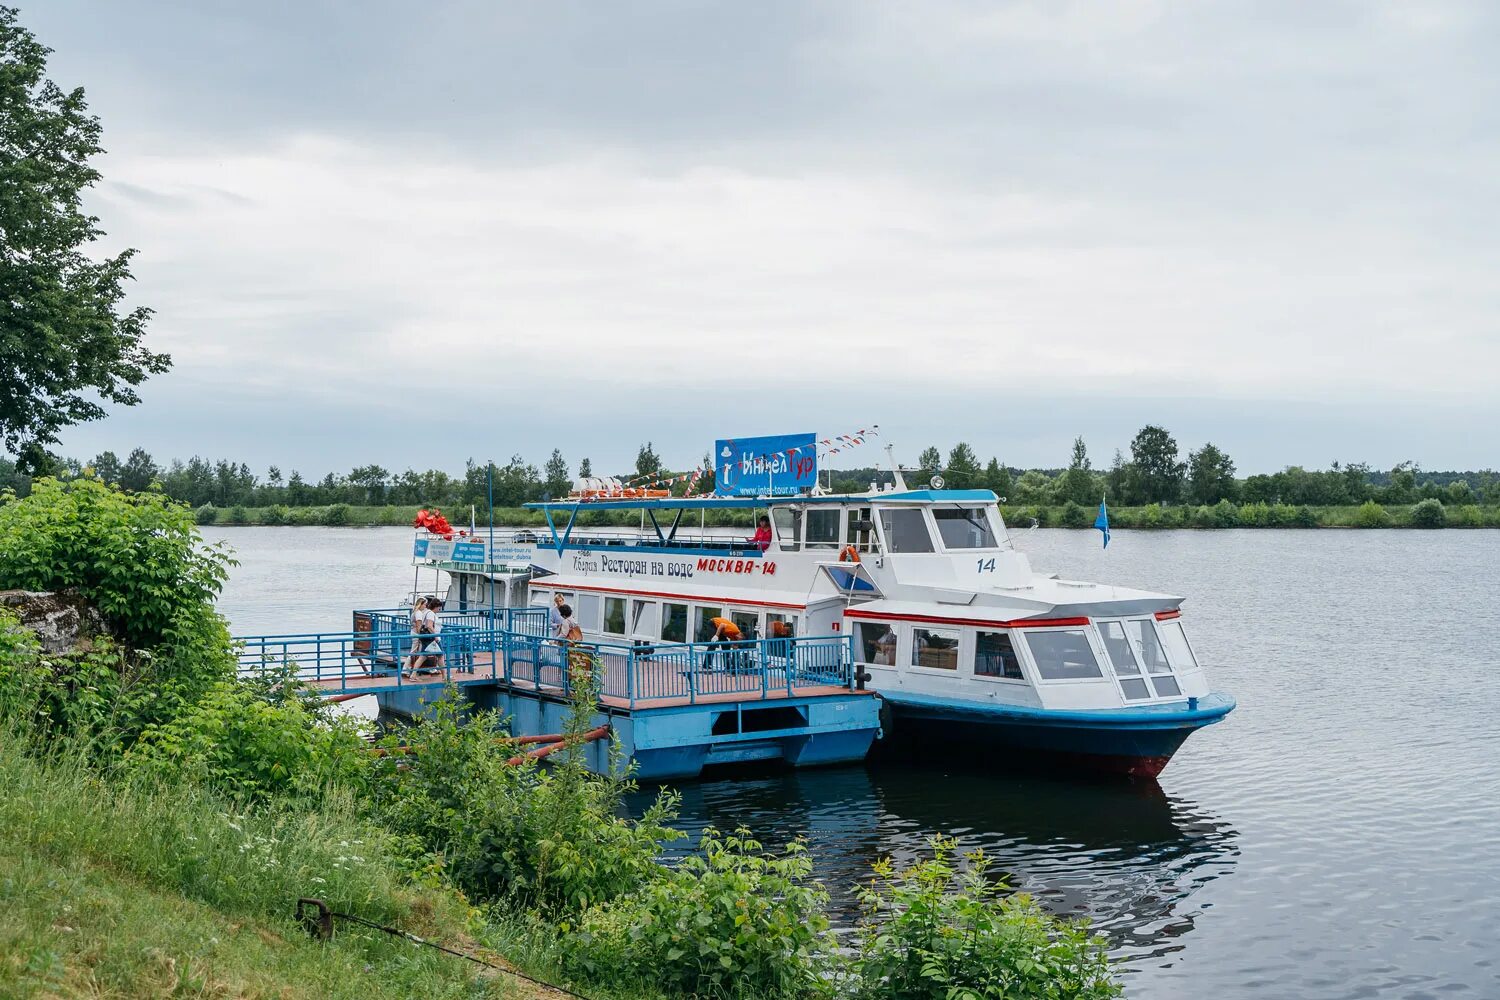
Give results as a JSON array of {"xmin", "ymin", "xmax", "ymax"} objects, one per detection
[
  {"xmin": 576, "ymin": 593, "xmax": 602, "ymax": 631},
  {"xmin": 933, "ymin": 507, "xmax": 998, "ymax": 549},
  {"xmin": 771, "ymin": 508, "xmax": 800, "ymax": 552},
  {"xmin": 804, "ymin": 508, "xmax": 842, "ymax": 549},
  {"xmin": 974, "ymin": 630, "xmax": 1024, "ymax": 680},
  {"xmin": 731, "ymin": 609, "xmax": 758, "ymax": 639},
  {"xmin": 878, "ymin": 507, "xmax": 935, "ymax": 553},
  {"xmin": 912, "ymin": 627, "xmax": 960, "ymax": 670},
  {"xmin": 846, "ymin": 506, "xmax": 877, "ymax": 554},
  {"xmin": 630, "ymin": 599, "xmax": 658, "ymax": 638},
  {"xmin": 1023, "ymin": 629, "xmax": 1103, "ymax": 680},
  {"xmin": 662, "ymin": 602, "xmax": 689, "ymax": 643},
  {"xmin": 603, "ymin": 597, "xmax": 627, "ymax": 635},
  {"xmin": 857, "ymin": 622, "xmax": 898, "ymax": 665},
  {"xmin": 766, "ymin": 612, "xmax": 797, "ymax": 639},
  {"xmin": 695, "ymin": 606, "xmax": 724, "ymax": 641}
]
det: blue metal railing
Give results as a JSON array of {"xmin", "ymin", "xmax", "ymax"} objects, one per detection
[{"xmin": 236, "ymin": 615, "xmax": 855, "ymax": 708}]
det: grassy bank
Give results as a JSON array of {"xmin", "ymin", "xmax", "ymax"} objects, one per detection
[
  {"xmin": 0, "ymin": 738, "xmax": 572, "ymax": 1000},
  {"xmin": 199, "ymin": 499, "xmax": 1500, "ymax": 529}
]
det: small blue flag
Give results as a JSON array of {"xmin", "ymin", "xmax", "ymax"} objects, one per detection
[{"xmin": 1094, "ymin": 499, "xmax": 1111, "ymax": 549}]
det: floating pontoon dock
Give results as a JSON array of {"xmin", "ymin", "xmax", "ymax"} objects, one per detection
[{"xmin": 235, "ymin": 607, "xmax": 880, "ymax": 779}]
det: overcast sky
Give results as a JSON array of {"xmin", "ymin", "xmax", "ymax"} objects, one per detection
[{"xmin": 29, "ymin": 0, "xmax": 1500, "ymax": 478}]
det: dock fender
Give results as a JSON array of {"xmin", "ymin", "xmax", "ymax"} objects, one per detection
[{"xmin": 875, "ymin": 693, "xmax": 892, "ymax": 740}]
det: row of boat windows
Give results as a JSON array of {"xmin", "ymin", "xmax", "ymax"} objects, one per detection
[
  {"xmin": 532, "ymin": 591, "xmax": 797, "ymax": 643},
  {"xmin": 771, "ymin": 505, "xmax": 1000, "ymax": 554},
  {"xmin": 854, "ymin": 617, "xmax": 1199, "ymax": 700}
]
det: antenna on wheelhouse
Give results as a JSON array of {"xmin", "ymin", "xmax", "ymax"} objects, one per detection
[{"xmin": 883, "ymin": 443, "xmax": 909, "ymax": 491}]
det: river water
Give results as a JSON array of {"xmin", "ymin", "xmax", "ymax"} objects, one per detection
[{"xmin": 206, "ymin": 526, "xmax": 1500, "ymax": 999}]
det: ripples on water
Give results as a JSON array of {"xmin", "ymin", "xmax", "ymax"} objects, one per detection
[{"xmin": 209, "ymin": 526, "xmax": 1500, "ymax": 999}]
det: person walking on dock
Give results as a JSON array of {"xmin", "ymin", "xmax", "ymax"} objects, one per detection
[{"xmin": 402, "ymin": 596, "xmax": 428, "ymax": 675}]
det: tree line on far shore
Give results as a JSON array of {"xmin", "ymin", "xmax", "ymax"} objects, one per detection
[{"xmin": 3, "ymin": 427, "xmax": 1497, "ymax": 514}]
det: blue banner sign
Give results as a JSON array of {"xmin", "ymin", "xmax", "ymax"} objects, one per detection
[
  {"xmin": 414, "ymin": 537, "xmax": 536, "ymax": 566},
  {"xmin": 715, "ymin": 433, "xmax": 818, "ymax": 497},
  {"xmin": 451, "ymin": 541, "xmax": 486, "ymax": 564}
]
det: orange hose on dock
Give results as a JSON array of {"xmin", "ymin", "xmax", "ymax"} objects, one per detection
[{"xmin": 506, "ymin": 725, "xmax": 611, "ymax": 766}]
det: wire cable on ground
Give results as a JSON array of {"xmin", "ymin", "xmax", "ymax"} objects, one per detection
[{"xmin": 296, "ymin": 897, "xmax": 594, "ymax": 1000}]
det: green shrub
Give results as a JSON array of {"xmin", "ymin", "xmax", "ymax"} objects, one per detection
[
  {"xmin": 1353, "ymin": 500, "xmax": 1391, "ymax": 528},
  {"xmin": 228, "ymin": 504, "xmax": 250, "ymax": 525},
  {"xmin": 1292, "ymin": 505, "xmax": 1320, "ymax": 528},
  {"xmin": 289, "ymin": 506, "xmax": 322, "ymax": 526},
  {"xmin": 323, "ymin": 503, "xmax": 351, "ymax": 526},
  {"xmin": 1138, "ymin": 503, "xmax": 1164, "ymax": 528},
  {"xmin": 849, "ymin": 837, "xmax": 1119, "ymax": 1000},
  {"xmin": 1451, "ymin": 504, "xmax": 1484, "ymax": 527},
  {"xmin": 368, "ymin": 689, "xmax": 679, "ymax": 914},
  {"xmin": 1059, "ymin": 502, "xmax": 1092, "ymax": 529},
  {"xmin": 562, "ymin": 829, "xmax": 835, "ymax": 999},
  {"xmin": 0, "ymin": 478, "xmax": 235, "ymax": 652},
  {"xmin": 128, "ymin": 679, "xmax": 371, "ymax": 802},
  {"xmin": 194, "ymin": 502, "xmax": 218, "ymax": 524},
  {"xmin": 1409, "ymin": 498, "xmax": 1446, "ymax": 528},
  {"xmin": 262, "ymin": 504, "xmax": 291, "ymax": 525},
  {"xmin": 1236, "ymin": 502, "xmax": 1268, "ymax": 527}
]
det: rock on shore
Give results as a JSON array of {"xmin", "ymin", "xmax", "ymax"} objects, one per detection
[{"xmin": 0, "ymin": 590, "xmax": 111, "ymax": 653}]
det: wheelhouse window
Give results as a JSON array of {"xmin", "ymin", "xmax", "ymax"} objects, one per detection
[
  {"xmin": 846, "ymin": 506, "xmax": 877, "ymax": 554},
  {"xmin": 772, "ymin": 508, "xmax": 801, "ymax": 551},
  {"xmin": 1023, "ymin": 629, "xmax": 1103, "ymax": 680},
  {"xmin": 878, "ymin": 508, "xmax": 935, "ymax": 553},
  {"xmin": 603, "ymin": 597, "xmax": 626, "ymax": 635},
  {"xmin": 1156, "ymin": 619, "xmax": 1199, "ymax": 671},
  {"xmin": 912, "ymin": 627, "xmax": 960, "ymax": 670},
  {"xmin": 661, "ymin": 602, "xmax": 688, "ymax": 643},
  {"xmin": 857, "ymin": 622, "xmax": 899, "ymax": 665},
  {"xmin": 933, "ymin": 507, "xmax": 998, "ymax": 549},
  {"xmin": 804, "ymin": 508, "xmax": 842, "ymax": 549},
  {"xmin": 1098, "ymin": 621, "xmax": 1150, "ymax": 700},
  {"xmin": 1124, "ymin": 619, "xmax": 1171, "ymax": 673},
  {"xmin": 974, "ymin": 631, "xmax": 1024, "ymax": 680}
]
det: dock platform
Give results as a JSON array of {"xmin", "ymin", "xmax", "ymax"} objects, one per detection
[{"xmin": 236, "ymin": 607, "xmax": 880, "ymax": 779}]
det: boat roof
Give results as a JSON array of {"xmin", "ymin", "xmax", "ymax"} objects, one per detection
[{"xmin": 524, "ymin": 489, "xmax": 998, "ymax": 512}]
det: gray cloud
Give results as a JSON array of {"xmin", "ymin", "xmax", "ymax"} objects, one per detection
[{"xmin": 23, "ymin": 0, "xmax": 1500, "ymax": 474}]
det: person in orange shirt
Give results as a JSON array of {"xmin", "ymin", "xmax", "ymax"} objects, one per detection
[{"xmin": 701, "ymin": 615, "xmax": 742, "ymax": 671}]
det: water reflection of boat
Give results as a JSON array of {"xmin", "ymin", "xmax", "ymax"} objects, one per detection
[{"xmin": 629, "ymin": 762, "xmax": 1238, "ymax": 961}]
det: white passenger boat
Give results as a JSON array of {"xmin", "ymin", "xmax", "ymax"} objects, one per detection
[{"xmin": 435, "ymin": 442, "xmax": 1235, "ymax": 778}]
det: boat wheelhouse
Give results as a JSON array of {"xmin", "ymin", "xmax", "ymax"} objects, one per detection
[{"xmin": 465, "ymin": 482, "xmax": 1235, "ymax": 778}]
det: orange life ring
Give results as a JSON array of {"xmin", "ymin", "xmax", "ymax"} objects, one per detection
[{"xmin": 839, "ymin": 545, "xmax": 861, "ymax": 563}]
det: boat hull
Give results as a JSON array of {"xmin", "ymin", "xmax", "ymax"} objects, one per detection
[{"xmin": 880, "ymin": 691, "xmax": 1235, "ymax": 779}]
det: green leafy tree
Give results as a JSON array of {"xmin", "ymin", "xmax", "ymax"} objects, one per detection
[
  {"xmin": 118, "ymin": 447, "xmax": 158, "ymax": 492},
  {"xmin": 89, "ymin": 450, "xmax": 121, "ymax": 483},
  {"xmin": 1106, "ymin": 449, "xmax": 1135, "ymax": 504},
  {"xmin": 983, "ymin": 457, "xmax": 1012, "ymax": 500},
  {"xmin": 1130, "ymin": 425, "xmax": 1186, "ymax": 504},
  {"xmin": 0, "ymin": 9, "xmax": 169, "ymax": 471},
  {"xmin": 1058, "ymin": 436, "xmax": 1098, "ymax": 505},
  {"xmin": 635, "ymin": 442, "xmax": 662, "ymax": 480},
  {"xmin": 917, "ymin": 445, "xmax": 942, "ymax": 472},
  {"xmin": 944, "ymin": 442, "xmax": 981, "ymax": 488},
  {"xmin": 543, "ymin": 448, "xmax": 571, "ymax": 498},
  {"xmin": 577, "ymin": 456, "xmax": 592, "ymax": 478},
  {"xmin": 1187, "ymin": 443, "xmax": 1237, "ymax": 505}
]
